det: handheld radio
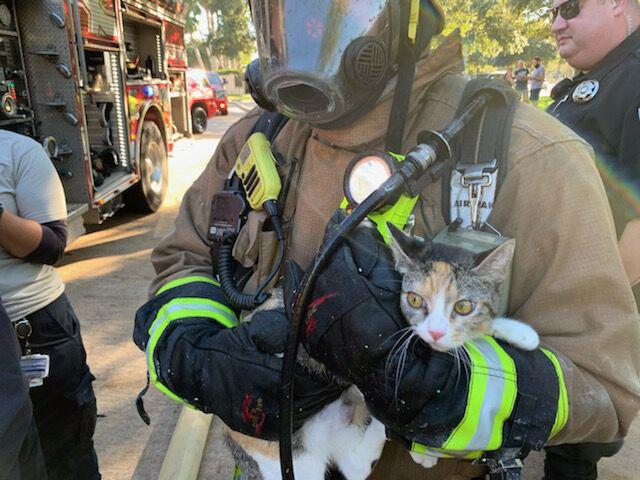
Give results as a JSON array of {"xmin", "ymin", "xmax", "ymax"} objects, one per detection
[{"xmin": 209, "ymin": 132, "xmax": 285, "ymax": 310}]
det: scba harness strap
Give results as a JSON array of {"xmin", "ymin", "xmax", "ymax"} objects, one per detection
[
  {"xmin": 245, "ymin": 80, "xmax": 519, "ymax": 243},
  {"xmin": 444, "ymin": 78, "xmax": 519, "ymax": 230}
]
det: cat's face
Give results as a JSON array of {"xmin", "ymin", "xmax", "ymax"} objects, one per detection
[{"xmin": 388, "ymin": 225, "xmax": 514, "ymax": 352}]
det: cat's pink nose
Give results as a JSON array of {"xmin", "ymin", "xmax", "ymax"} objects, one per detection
[{"xmin": 429, "ymin": 330, "xmax": 445, "ymax": 341}]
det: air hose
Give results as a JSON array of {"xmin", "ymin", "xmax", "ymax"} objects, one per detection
[
  {"xmin": 278, "ymin": 95, "xmax": 489, "ymax": 480},
  {"xmin": 217, "ymin": 199, "xmax": 286, "ymax": 311}
]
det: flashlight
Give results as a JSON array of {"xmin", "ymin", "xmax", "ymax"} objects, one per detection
[
  {"xmin": 343, "ymin": 152, "xmax": 397, "ymax": 208},
  {"xmin": 343, "ymin": 151, "xmax": 419, "ymax": 243}
]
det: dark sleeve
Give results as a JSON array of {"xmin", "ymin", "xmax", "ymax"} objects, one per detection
[
  {"xmin": 23, "ymin": 220, "xmax": 68, "ymax": 265},
  {"xmin": 620, "ymin": 97, "xmax": 640, "ymax": 187}
]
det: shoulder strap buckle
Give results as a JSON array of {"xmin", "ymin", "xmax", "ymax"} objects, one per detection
[{"xmin": 457, "ymin": 159, "xmax": 497, "ymax": 229}]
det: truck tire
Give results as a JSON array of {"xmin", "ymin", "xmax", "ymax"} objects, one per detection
[
  {"xmin": 125, "ymin": 121, "xmax": 168, "ymax": 213},
  {"xmin": 191, "ymin": 106, "xmax": 207, "ymax": 134}
]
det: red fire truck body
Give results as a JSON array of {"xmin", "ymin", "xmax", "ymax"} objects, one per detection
[{"xmin": 0, "ymin": 0, "xmax": 190, "ymax": 239}]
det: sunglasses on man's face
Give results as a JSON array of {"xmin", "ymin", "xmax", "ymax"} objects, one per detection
[{"xmin": 550, "ymin": 0, "xmax": 582, "ymax": 22}]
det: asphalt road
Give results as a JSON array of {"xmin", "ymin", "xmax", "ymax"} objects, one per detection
[{"xmin": 58, "ymin": 103, "xmax": 638, "ymax": 479}]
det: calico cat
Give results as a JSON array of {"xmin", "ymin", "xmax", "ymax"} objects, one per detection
[
  {"xmin": 224, "ymin": 225, "xmax": 539, "ymax": 479},
  {"xmin": 386, "ymin": 225, "xmax": 539, "ymax": 469}
]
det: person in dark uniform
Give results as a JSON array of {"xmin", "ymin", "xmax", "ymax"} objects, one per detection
[
  {"xmin": 547, "ymin": 0, "xmax": 640, "ymax": 478},
  {"xmin": 0, "ymin": 296, "xmax": 47, "ymax": 480},
  {"xmin": 0, "ymin": 130, "xmax": 101, "ymax": 480}
]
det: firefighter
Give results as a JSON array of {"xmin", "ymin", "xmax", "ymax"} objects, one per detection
[
  {"xmin": 0, "ymin": 130, "xmax": 101, "ymax": 480},
  {"xmin": 134, "ymin": 1, "xmax": 640, "ymax": 478}
]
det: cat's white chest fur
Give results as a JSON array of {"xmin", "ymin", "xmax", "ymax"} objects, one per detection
[{"xmin": 232, "ymin": 387, "xmax": 387, "ymax": 480}]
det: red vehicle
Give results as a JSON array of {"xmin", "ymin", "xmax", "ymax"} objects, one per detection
[
  {"xmin": 205, "ymin": 71, "xmax": 229, "ymax": 116},
  {"xmin": 187, "ymin": 69, "xmax": 217, "ymax": 134},
  {"xmin": 0, "ymin": 0, "xmax": 190, "ymax": 239}
]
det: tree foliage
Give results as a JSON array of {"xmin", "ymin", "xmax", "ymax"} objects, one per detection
[
  {"xmin": 440, "ymin": 0, "xmax": 555, "ymax": 70},
  {"xmin": 183, "ymin": 0, "xmax": 559, "ymax": 72},
  {"xmin": 184, "ymin": 0, "xmax": 254, "ymax": 67}
]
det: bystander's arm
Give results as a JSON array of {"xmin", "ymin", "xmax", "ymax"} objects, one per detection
[
  {"xmin": 620, "ymin": 220, "xmax": 640, "ymax": 287},
  {"xmin": 0, "ymin": 142, "xmax": 69, "ymax": 263},
  {"xmin": 0, "ymin": 210, "xmax": 43, "ymax": 258},
  {"xmin": 617, "ymin": 97, "xmax": 640, "ymax": 293}
]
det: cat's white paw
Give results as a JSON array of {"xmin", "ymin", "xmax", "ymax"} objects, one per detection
[
  {"xmin": 514, "ymin": 326, "xmax": 540, "ymax": 351},
  {"xmin": 410, "ymin": 452, "xmax": 439, "ymax": 469},
  {"xmin": 491, "ymin": 318, "xmax": 540, "ymax": 351}
]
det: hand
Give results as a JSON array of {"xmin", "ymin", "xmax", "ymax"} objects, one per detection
[
  {"xmin": 300, "ymin": 210, "xmax": 565, "ymax": 457},
  {"xmin": 146, "ymin": 277, "xmax": 345, "ymax": 441},
  {"xmin": 217, "ymin": 309, "xmax": 345, "ymax": 439},
  {"xmin": 300, "ymin": 212, "xmax": 434, "ymax": 410}
]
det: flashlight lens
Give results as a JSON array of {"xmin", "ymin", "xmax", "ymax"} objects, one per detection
[{"xmin": 348, "ymin": 155, "xmax": 393, "ymax": 205}]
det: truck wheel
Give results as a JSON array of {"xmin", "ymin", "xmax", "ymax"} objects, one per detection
[
  {"xmin": 125, "ymin": 121, "xmax": 168, "ymax": 213},
  {"xmin": 192, "ymin": 106, "xmax": 207, "ymax": 134}
]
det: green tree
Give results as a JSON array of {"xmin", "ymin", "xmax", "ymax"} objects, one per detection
[
  {"xmin": 205, "ymin": 0, "xmax": 254, "ymax": 60},
  {"xmin": 440, "ymin": 0, "xmax": 555, "ymax": 71},
  {"xmin": 185, "ymin": 0, "xmax": 254, "ymax": 64}
]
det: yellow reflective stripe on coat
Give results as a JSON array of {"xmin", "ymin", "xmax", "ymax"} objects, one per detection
[
  {"xmin": 541, "ymin": 348, "xmax": 569, "ymax": 438},
  {"xmin": 156, "ymin": 275, "xmax": 221, "ymax": 296},
  {"xmin": 146, "ymin": 297, "xmax": 238, "ymax": 405}
]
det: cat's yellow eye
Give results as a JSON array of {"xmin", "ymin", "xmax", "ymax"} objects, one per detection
[
  {"xmin": 454, "ymin": 300, "xmax": 475, "ymax": 316},
  {"xmin": 406, "ymin": 292, "xmax": 424, "ymax": 309}
]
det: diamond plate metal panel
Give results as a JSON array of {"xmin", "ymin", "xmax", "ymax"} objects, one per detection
[{"xmin": 16, "ymin": 0, "xmax": 90, "ymax": 204}]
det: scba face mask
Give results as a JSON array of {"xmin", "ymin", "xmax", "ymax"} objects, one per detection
[
  {"xmin": 248, "ymin": 0, "xmax": 402, "ymax": 128},
  {"xmin": 248, "ymin": 0, "xmax": 445, "ymax": 133}
]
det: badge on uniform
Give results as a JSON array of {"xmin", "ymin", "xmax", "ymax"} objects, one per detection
[{"xmin": 572, "ymin": 80, "xmax": 599, "ymax": 104}]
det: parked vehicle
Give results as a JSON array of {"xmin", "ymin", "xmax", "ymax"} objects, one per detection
[
  {"xmin": 205, "ymin": 71, "xmax": 229, "ymax": 116},
  {"xmin": 186, "ymin": 68, "xmax": 217, "ymax": 134},
  {"xmin": 0, "ymin": 0, "xmax": 190, "ymax": 240}
]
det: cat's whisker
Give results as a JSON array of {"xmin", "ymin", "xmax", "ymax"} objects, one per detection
[
  {"xmin": 386, "ymin": 339, "xmax": 411, "ymax": 383},
  {"xmin": 384, "ymin": 329, "xmax": 415, "ymax": 382},
  {"xmin": 381, "ymin": 326, "xmax": 413, "ymax": 348},
  {"xmin": 387, "ymin": 335, "xmax": 409, "ymax": 400},
  {"xmin": 393, "ymin": 335, "xmax": 415, "ymax": 404},
  {"xmin": 385, "ymin": 328, "xmax": 413, "ymax": 365}
]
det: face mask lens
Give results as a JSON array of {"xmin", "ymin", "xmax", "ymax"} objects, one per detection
[{"xmin": 345, "ymin": 154, "xmax": 394, "ymax": 206}]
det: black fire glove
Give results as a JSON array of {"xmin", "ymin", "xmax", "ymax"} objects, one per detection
[
  {"xmin": 200, "ymin": 309, "xmax": 343, "ymax": 439},
  {"xmin": 136, "ymin": 272, "xmax": 343, "ymax": 441},
  {"xmin": 300, "ymin": 211, "xmax": 567, "ymax": 457}
]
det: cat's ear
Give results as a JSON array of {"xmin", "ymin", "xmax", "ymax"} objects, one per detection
[
  {"xmin": 387, "ymin": 223, "xmax": 431, "ymax": 274},
  {"xmin": 472, "ymin": 239, "xmax": 515, "ymax": 284}
]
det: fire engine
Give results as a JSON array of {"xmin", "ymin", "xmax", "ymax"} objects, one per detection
[{"xmin": 0, "ymin": 0, "xmax": 190, "ymax": 239}]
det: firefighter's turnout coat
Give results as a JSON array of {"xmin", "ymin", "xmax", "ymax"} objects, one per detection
[{"xmin": 139, "ymin": 35, "xmax": 640, "ymax": 478}]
